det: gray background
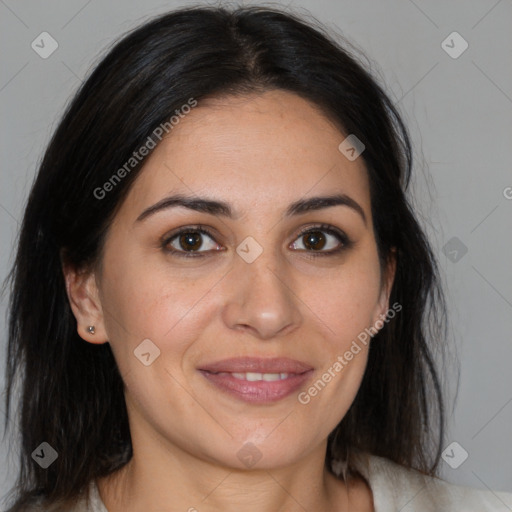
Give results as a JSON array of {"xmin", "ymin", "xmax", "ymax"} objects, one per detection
[{"xmin": 1, "ymin": 0, "xmax": 511, "ymax": 504}]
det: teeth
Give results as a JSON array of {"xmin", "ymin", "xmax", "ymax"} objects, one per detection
[
  {"xmin": 246, "ymin": 372, "xmax": 263, "ymax": 381},
  {"xmin": 231, "ymin": 372, "xmax": 248, "ymax": 380},
  {"xmin": 229, "ymin": 372, "xmax": 290, "ymax": 381}
]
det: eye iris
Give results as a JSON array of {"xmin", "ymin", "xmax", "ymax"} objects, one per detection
[
  {"xmin": 180, "ymin": 232, "xmax": 202, "ymax": 251},
  {"xmin": 303, "ymin": 231, "xmax": 326, "ymax": 250}
]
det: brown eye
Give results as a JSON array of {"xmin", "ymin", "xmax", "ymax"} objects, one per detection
[
  {"xmin": 290, "ymin": 225, "xmax": 347, "ymax": 254},
  {"xmin": 302, "ymin": 231, "xmax": 327, "ymax": 251},
  {"xmin": 179, "ymin": 232, "xmax": 203, "ymax": 251},
  {"xmin": 163, "ymin": 226, "xmax": 221, "ymax": 257}
]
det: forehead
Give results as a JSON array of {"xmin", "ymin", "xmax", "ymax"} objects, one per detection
[{"xmin": 120, "ymin": 90, "xmax": 370, "ymax": 220}]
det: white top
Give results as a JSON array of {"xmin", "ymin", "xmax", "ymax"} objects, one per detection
[
  {"xmin": 333, "ymin": 453, "xmax": 512, "ymax": 511},
  {"xmin": 49, "ymin": 453, "xmax": 512, "ymax": 511}
]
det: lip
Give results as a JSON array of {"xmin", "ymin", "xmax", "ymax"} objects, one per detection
[
  {"xmin": 198, "ymin": 357, "xmax": 314, "ymax": 374},
  {"xmin": 198, "ymin": 357, "xmax": 314, "ymax": 404}
]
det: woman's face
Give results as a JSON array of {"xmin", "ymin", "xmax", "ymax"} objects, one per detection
[{"xmin": 76, "ymin": 90, "xmax": 394, "ymax": 470}]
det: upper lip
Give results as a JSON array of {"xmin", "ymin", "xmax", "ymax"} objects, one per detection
[{"xmin": 198, "ymin": 357, "xmax": 314, "ymax": 374}]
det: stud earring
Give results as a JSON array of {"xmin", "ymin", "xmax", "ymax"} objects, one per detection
[{"xmin": 87, "ymin": 325, "xmax": 96, "ymax": 335}]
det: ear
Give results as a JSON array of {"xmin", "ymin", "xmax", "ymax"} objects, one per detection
[
  {"xmin": 62, "ymin": 260, "xmax": 108, "ymax": 344},
  {"xmin": 372, "ymin": 248, "xmax": 397, "ymax": 326}
]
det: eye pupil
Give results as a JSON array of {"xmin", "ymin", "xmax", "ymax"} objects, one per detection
[
  {"xmin": 304, "ymin": 231, "xmax": 326, "ymax": 250},
  {"xmin": 180, "ymin": 232, "xmax": 202, "ymax": 251}
]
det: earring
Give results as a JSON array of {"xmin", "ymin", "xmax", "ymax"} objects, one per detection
[{"xmin": 87, "ymin": 325, "xmax": 96, "ymax": 335}]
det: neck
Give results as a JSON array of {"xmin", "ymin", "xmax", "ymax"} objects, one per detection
[{"xmin": 97, "ymin": 431, "xmax": 350, "ymax": 511}]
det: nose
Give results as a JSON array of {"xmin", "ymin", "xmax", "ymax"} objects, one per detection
[{"xmin": 221, "ymin": 249, "xmax": 303, "ymax": 340}]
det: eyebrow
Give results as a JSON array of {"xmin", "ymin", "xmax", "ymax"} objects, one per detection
[{"xmin": 136, "ymin": 193, "xmax": 367, "ymax": 225}]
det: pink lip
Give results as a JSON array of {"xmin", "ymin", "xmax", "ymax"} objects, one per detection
[
  {"xmin": 198, "ymin": 357, "xmax": 314, "ymax": 404},
  {"xmin": 198, "ymin": 357, "xmax": 313, "ymax": 374}
]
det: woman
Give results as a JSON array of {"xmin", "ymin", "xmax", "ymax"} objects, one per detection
[{"xmin": 3, "ymin": 5, "xmax": 511, "ymax": 511}]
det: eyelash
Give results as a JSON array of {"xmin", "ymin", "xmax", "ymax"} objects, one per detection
[{"xmin": 161, "ymin": 223, "xmax": 352, "ymax": 259}]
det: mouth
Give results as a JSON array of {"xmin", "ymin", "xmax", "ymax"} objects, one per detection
[{"xmin": 198, "ymin": 357, "xmax": 314, "ymax": 404}]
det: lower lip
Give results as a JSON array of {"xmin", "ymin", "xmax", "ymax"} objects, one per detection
[{"xmin": 199, "ymin": 370, "xmax": 313, "ymax": 404}]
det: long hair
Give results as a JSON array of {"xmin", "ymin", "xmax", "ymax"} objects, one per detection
[{"xmin": 3, "ymin": 4, "xmax": 447, "ymax": 510}]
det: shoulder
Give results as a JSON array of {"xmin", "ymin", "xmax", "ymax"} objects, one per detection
[
  {"xmin": 14, "ymin": 500, "xmax": 92, "ymax": 512},
  {"xmin": 333, "ymin": 452, "xmax": 512, "ymax": 511},
  {"xmin": 12, "ymin": 482, "xmax": 106, "ymax": 512}
]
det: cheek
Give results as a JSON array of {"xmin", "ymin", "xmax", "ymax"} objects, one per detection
[
  {"xmin": 293, "ymin": 247, "xmax": 381, "ymax": 411},
  {"xmin": 99, "ymin": 250, "xmax": 222, "ymax": 367},
  {"xmin": 302, "ymin": 255, "xmax": 383, "ymax": 347}
]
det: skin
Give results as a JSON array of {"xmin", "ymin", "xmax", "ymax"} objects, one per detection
[{"xmin": 64, "ymin": 90, "xmax": 395, "ymax": 512}]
